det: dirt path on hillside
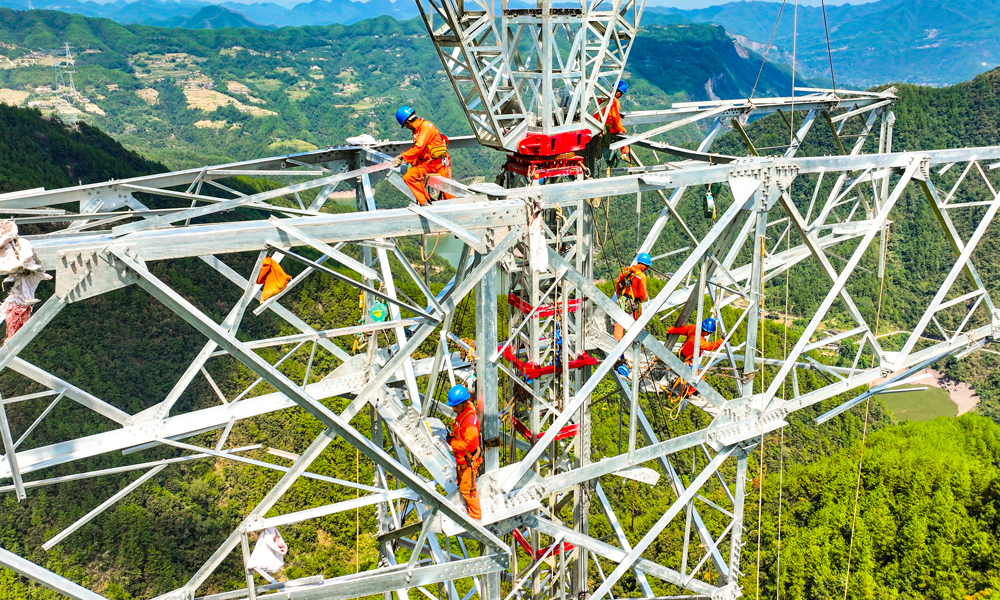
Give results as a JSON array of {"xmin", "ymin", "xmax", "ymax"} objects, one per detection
[{"xmin": 870, "ymin": 368, "xmax": 980, "ymax": 415}]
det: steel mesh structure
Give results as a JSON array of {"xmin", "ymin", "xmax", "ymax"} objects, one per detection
[{"xmin": 1, "ymin": 3, "xmax": 1000, "ymax": 600}]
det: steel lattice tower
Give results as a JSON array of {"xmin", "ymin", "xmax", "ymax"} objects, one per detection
[{"xmin": 0, "ymin": 4, "xmax": 998, "ymax": 600}]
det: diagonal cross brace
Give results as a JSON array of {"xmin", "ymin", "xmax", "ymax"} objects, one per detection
[
  {"xmin": 105, "ymin": 246, "xmax": 509, "ymax": 554},
  {"xmin": 113, "ymin": 161, "xmax": 395, "ymax": 237},
  {"xmin": 269, "ymin": 217, "xmax": 380, "ymax": 281},
  {"xmin": 763, "ymin": 159, "xmax": 921, "ymax": 403},
  {"xmin": 590, "ymin": 445, "xmax": 736, "ymax": 600},
  {"xmin": 502, "ymin": 198, "xmax": 745, "ymax": 493}
]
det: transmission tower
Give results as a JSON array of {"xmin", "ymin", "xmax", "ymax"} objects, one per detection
[{"xmin": 0, "ymin": 4, "xmax": 997, "ymax": 600}]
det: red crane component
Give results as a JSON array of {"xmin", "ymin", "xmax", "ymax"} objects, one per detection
[
  {"xmin": 517, "ymin": 130, "xmax": 592, "ymax": 156},
  {"xmin": 505, "ymin": 154, "xmax": 585, "ymax": 181},
  {"xmin": 500, "ymin": 344, "xmax": 599, "ymax": 380},
  {"xmin": 508, "ymin": 293, "xmax": 582, "ymax": 319},
  {"xmin": 513, "ymin": 529, "xmax": 576, "ymax": 561},
  {"xmin": 512, "ymin": 415, "xmax": 579, "ymax": 445}
]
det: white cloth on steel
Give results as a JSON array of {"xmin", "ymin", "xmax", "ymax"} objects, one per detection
[
  {"xmin": 527, "ymin": 194, "xmax": 547, "ymax": 273},
  {"xmin": 0, "ymin": 221, "xmax": 51, "ymax": 321},
  {"xmin": 246, "ymin": 527, "xmax": 288, "ymax": 573},
  {"xmin": 346, "ymin": 134, "xmax": 378, "ymax": 147}
]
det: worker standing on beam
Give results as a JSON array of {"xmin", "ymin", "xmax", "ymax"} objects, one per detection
[
  {"xmin": 613, "ymin": 252, "xmax": 651, "ymax": 341},
  {"xmin": 446, "ymin": 384, "xmax": 482, "ymax": 520},
  {"xmin": 594, "ymin": 80, "xmax": 631, "ymax": 167},
  {"xmin": 393, "ymin": 106, "xmax": 453, "ymax": 206}
]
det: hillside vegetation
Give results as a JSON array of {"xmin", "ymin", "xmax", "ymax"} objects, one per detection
[{"xmin": 0, "ymin": 10, "xmax": 794, "ymax": 169}]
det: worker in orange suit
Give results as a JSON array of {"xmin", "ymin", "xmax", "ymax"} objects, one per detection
[
  {"xmin": 613, "ymin": 252, "xmax": 651, "ymax": 341},
  {"xmin": 666, "ymin": 318, "xmax": 724, "ymax": 397},
  {"xmin": 393, "ymin": 106, "xmax": 453, "ymax": 206},
  {"xmin": 445, "ymin": 384, "xmax": 482, "ymax": 520},
  {"xmin": 594, "ymin": 80, "xmax": 631, "ymax": 166}
]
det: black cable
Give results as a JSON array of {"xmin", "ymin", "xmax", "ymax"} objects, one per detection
[{"xmin": 821, "ymin": 0, "xmax": 838, "ymax": 94}]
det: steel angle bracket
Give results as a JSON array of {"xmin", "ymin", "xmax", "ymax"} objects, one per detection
[
  {"xmin": 705, "ymin": 403, "xmax": 789, "ymax": 451},
  {"xmin": 639, "ymin": 173, "xmax": 674, "ymax": 187},
  {"xmin": 55, "ymin": 246, "xmax": 141, "ymax": 302},
  {"xmin": 78, "ymin": 187, "xmax": 135, "ymax": 214}
]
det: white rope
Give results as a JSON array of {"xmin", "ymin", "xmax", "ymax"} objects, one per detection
[{"xmin": 844, "ymin": 224, "xmax": 889, "ymax": 597}]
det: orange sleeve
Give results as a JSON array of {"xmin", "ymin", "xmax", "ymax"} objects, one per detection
[
  {"xmin": 401, "ymin": 122, "xmax": 435, "ymax": 164},
  {"xmin": 702, "ymin": 339, "xmax": 724, "ymax": 353},
  {"xmin": 666, "ymin": 324, "xmax": 695, "ymax": 337},
  {"xmin": 614, "ymin": 271, "xmax": 627, "ymax": 295}
]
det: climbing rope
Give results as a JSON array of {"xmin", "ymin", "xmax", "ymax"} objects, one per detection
[
  {"xmin": 355, "ymin": 447, "xmax": 360, "ymax": 574},
  {"xmin": 775, "ymin": 215, "xmax": 793, "ymax": 600},
  {"xmin": 843, "ymin": 396, "xmax": 871, "ymax": 599},
  {"xmin": 749, "ymin": 0, "xmax": 789, "ymax": 101},
  {"xmin": 753, "ymin": 255, "xmax": 768, "ymax": 600},
  {"xmin": 421, "ymin": 234, "xmax": 441, "ymax": 263}
]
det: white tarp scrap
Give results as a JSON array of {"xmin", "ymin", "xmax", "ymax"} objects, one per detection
[
  {"xmin": 246, "ymin": 526, "xmax": 288, "ymax": 573},
  {"xmin": 0, "ymin": 220, "xmax": 50, "ymax": 341},
  {"xmin": 526, "ymin": 193, "xmax": 547, "ymax": 273}
]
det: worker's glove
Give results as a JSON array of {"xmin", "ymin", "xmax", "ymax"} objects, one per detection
[
  {"xmin": 446, "ymin": 433, "xmax": 454, "ymax": 444},
  {"xmin": 393, "ymin": 156, "xmax": 404, "ymax": 168}
]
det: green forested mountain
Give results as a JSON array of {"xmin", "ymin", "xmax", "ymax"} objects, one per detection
[
  {"xmin": 0, "ymin": 9, "xmax": 794, "ymax": 170},
  {"xmin": 0, "ymin": 10, "xmax": 999, "ymax": 600}
]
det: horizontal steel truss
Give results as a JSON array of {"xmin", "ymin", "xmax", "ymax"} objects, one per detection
[{"xmin": 0, "ymin": 140, "xmax": 999, "ymax": 600}]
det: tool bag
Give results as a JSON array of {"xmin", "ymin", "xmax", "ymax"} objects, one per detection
[
  {"xmin": 617, "ymin": 270, "xmax": 640, "ymax": 314},
  {"xmin": 428, "ymin": 134, "xmax": 449, "ymax": 160}
]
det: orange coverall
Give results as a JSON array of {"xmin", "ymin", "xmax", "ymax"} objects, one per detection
[
  {"xmin": 596, "ymin": 96, "xmax": 626, "ymax": 135},
  {"xmin": 594, "ymin": 96, "xmax": 630, "ymax": 158},
  {"xmin": 401, "ymin": 118, "xmax": 453, "ymax": 206},
  {"xmin": 667, "ymin": 324, "xmax": 724, "ymax": 363},
  {"xmin": 614, "ymin": 265, "xmax": 648, "ymax": 340},
  {"xmin": 449, "ymin": 402, "xmax": 482, "ymax": 519}
]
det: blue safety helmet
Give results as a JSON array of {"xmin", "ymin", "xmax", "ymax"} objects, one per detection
[
  {"xmin": 701, "ymin": 318, "xmax": 717, "ymax": 334},
  {"xmin": 616, "ymin": 80, "xmax": 628, "ymax": 95},
  {"xmin": 396, "ymin": 105, "xmax": 416, "ymax": 127},
  {"xmin": 446, "ymin": 384, "xmax": 471, "ymax": 407},
  {"xmin": 636, "ymin": 252, "xmax": 652, "ymax": 266}
]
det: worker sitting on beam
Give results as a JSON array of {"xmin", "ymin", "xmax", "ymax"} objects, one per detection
[
  {"xmin": 594, "ymin": 80, "xmax": 631, "ymax": 167},
  {"xmin": 393, "ymin": 106, "xmax": 453, "ymax": 206},
  {"xmin": 446, "ymin": 384, "xmax": 482, "ymax": 520}
]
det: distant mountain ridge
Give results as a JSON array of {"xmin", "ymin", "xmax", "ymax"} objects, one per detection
[
  {"xmin": 646, "ymin": 0, "xmax": 1000, "ymax": 86},
  {"xmin": 0, "ymin": 0, "xmax": 419, "ymax": 26},
  {"xmin": 157, "ymin": 4, "xmax": 269, "ymax": 28},
  {"xmin": 0, "ymin": 0, "xmax": 996, "ymax": 85}
]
